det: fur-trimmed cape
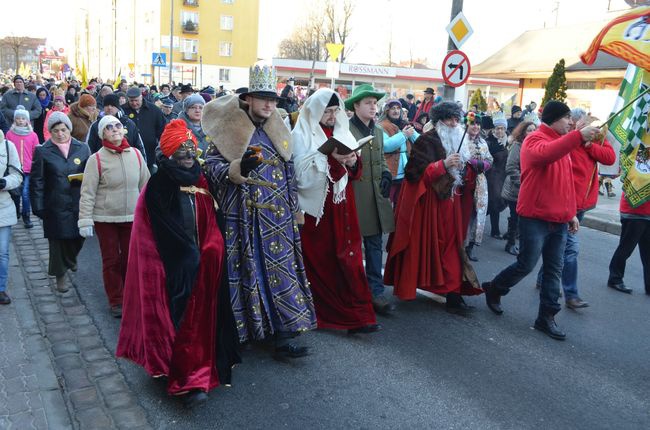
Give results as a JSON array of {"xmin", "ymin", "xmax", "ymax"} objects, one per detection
[{"xmin": 201, "ymin": 95, "xmax": 292, "ymax": 163}]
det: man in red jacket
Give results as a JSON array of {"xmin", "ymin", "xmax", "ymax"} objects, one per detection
[
  {"xmin": 535, "ymin": 108, "xmax": 615, "ymax": 308},
  {"xmin": 482, "ymin": 101, "xmax": 599, "ymax": 340}
]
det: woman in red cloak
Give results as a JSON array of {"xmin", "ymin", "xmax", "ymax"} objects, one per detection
[{"xmin": 116, "ymin": 119, "xmax": 240, "ymax": 408}]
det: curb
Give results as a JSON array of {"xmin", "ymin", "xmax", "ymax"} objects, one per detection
[
  {"xmin": 12, "ymin": 221, "xmax": 152, "ymax": 430},
  {"xmin": 581, "ymin": 214, "xmax": 621, "ymax": 236}
]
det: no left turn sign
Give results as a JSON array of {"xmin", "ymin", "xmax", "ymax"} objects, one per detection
[{"xmin": 442, "ymin": 50, "xmax": 471, "ymax": 88}]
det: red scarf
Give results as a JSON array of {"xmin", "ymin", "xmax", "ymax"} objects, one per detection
[{"xmin": 102, "ymin": 138, "xmax": 130, "ymax": 153}]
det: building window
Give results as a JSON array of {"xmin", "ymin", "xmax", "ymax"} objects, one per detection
[
  {"xmin": 182, "ymin": 38, "xmax": 198, "ymax": 54},
  {"xmin": 183, "ymin": 0, "xmax": 199, "ymax": 6},
  {"xmin": 220, "ymin": 15, "xmax": 234, "ymax": 30},
  {"xmin": 222, "ymin": 0, "xmax": 234, "ymax": 4},
  {"xmin": 181, "ymin": 11, "xmax": 199, "ymax": 33},
  {"xmin": 219, "ymin": 42, "xmax": 232, "ymax": 57},
  {"xmin": 219, "ymin": 68, "xmax": 231, "ymax": 82}
]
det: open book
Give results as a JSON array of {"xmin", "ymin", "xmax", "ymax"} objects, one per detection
[
  {"xmin": 317, "ymin": 135, "xmax": 374, "ymax": 156},
  {"xmin": 67, "ymin": 173, "xmax": 84, "ymax": 183}
]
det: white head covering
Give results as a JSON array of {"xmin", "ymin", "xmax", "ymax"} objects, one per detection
[{"xmin": 292, "ymin": 88, "xmax": 357, "ymax": 222}]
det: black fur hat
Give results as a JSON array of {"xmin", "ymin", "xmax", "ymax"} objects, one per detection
[{"xmin": 429, "ymin": 101, "xmax": 462, "ymax": 124}]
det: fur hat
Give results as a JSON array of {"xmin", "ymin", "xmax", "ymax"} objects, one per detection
[
  {"xmin": 429, "ymin": 101, "xmax": 462, "ymax": 124},
  {"xmin": 47, "ymin": 111, "xmax": 73, "ymax": 132},
  {"xmin": 541, "ymin": 100, "xmax": 571, "ymax": 125},
  {"xmin": 79, "ymin": 94, "xmax": 96, "ymax": 109}
]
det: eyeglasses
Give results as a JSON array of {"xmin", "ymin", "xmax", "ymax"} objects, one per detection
[
  {"xmin": 105, "ymin": 123, "xmax": 124, "ymax": 132},
  {"xmin": 323, "ymin": 107, "xmax": 340, "ymax": 116}
]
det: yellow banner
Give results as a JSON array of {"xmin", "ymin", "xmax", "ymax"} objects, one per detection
[{"xmin": 581, "ymin": 6, "xmax": 650, "ymax": 71}]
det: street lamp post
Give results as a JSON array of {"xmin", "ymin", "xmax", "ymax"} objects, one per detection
[{"xmin": 169, "ymin": 0, "xmax": 174, "ymax": 84}]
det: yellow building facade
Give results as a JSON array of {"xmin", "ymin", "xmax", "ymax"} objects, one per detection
[
  {"xmin": 73, "ymin": 0, "xmax": 258, "ymax": 89},
  {"xmin": 158, "ymin": 0, "xmax": 259, "ymax": 88}
]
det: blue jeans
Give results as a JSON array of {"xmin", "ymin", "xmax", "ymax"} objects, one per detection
[
  {"xmin": 536, "ymin": 211, "xmax": 584, "ymax": 300},
  {"xmin": 10, "ymin": 174, "xmax": 31, "ymax": 216},
  {"xmin": 363, "ymin": 233, "xmax": 384, "ymax": 297},
  {"xmin": 492, "ymin": 217, "xmax": 568, "ymax": 315},
  {"xmin": 0, "ymin": 226, "xmax": 12, "ymax": 292}
]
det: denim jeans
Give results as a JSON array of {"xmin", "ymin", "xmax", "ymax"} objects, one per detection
[
  {"xmin": 536, "ymin": 211, "xmax": 584, "ymax": 300},
  {"xmin": 363, "ymin": 233, "xmax": 384, "ymax": 297},
  {"xmin": 0, "ymin": 226, "xmax": 12, "ymax": 292},
  {"xmin": 10, "ymin": 174, "xmax": 30, "ymax": 216},
  {"xmin": 492, "ymin": 216, "xmax": 568, "ymax": 314}
]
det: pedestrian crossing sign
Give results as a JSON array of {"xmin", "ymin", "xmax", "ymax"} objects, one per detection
[{"xmin": 152, "ymin": 52, "xmax": 167, "ymax": 67}]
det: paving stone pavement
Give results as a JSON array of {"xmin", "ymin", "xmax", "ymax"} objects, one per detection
[{"xmin": 2, "ymin": 221, "xmax": 152, "ymax": 430}]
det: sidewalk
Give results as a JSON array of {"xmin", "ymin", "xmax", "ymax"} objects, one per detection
[
  {"xmin": 0, "ymin": 221, "xmax": 151, "ymax": 430},
  {"xmin": 581, "ymin": 177, "xmax": 623, "ymax": 235}
]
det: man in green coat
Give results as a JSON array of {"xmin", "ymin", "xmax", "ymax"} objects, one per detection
[{"xmin": 346, "ymin": 84, "xmax": 396, "ymax": 315}]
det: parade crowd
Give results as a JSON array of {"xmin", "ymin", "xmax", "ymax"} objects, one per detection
[{"xmin": 0, "ymin": 66, "xmax": 647, "ymax": 409}]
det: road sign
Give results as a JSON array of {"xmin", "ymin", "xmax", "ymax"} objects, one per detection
[
  {"xmin": 326, "ymin": 43, "xmax": 344, "ymax": 61},
  {"xmin": 152, "ymin": 52, "xmax": 167, "ymax": 67},
  {"xmin": 446, "ymin": 11, "xmax": 473, "ymax": 49},
  {"xmin": 441, "ymin": 50, "xmax": 471, "ymax": 88}
]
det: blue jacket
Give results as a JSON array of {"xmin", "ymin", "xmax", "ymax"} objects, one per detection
[{"xmin": 383, "ymin": 129, "xmax": 419, "ymax": 180}]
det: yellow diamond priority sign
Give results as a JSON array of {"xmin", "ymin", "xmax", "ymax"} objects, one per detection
[
  {"xmin": 326, "ymin": 43, "xmax": 344, "ymax": 62},
  {"xmin": 446, "ymin": 11, "xmax": 473, "ymax": 49}
]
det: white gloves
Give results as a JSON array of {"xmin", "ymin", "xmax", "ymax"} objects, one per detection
[{"xmin": 79, "ymin": 226, "xmax": 94, "ymax": 238}]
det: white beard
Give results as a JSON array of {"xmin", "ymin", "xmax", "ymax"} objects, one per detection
[{"xmin": 436, "ymin": 121, "xmax": 471, "ymax": 194}]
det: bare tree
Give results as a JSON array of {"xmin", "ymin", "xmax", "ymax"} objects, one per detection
[
  {"xmin": 277, "ymin": 0, "xmax": 355, "ymax": 62},
  {"xmin": 3, "ymin": 36, "xmax": 29, "ymax": 72},
  {"xmin": 277, "ymin": 15, "xmax": 327, "ymax": 62}
]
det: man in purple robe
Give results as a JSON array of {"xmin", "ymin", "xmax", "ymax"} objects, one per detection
[{"xmin": 203, "ymin": 66, "xmax": 316, "ymax": 359}]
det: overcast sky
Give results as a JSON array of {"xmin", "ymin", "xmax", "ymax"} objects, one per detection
[{"xmin": 2, "ymin": 0, "xmax": 632, "ymax": 69}]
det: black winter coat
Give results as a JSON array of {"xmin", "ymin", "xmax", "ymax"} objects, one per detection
[
  {"xmin": 30, "ymin": 139, "xmax": 90, "ymax": 239},
  {"xmin": 121, "ymin": 101, "xmax": 165, "ymax": 167},
  {"xmin": 485, "ymin": 134, "xmax": 508, "ymax": 215}
]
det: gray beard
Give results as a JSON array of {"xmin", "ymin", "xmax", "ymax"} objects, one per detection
[{"xmin": 436, "ymin": 121, "xmax": 464, "ymax": 156}]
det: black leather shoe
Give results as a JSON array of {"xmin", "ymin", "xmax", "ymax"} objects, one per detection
[
  {"xmin": 482, "ymin": 282, "xmax": 503, "ymax": 315},
  {"xmin": 348, "ymin": 323, "xmax": 382, "ymax": 335},
  {"xmin": 565, "ymin": 298, "xmax": 589, "ymax": 309},
  {"xmin": 534, "ymin": 315, "xmax": 566, "ymax": 340},
  {"xmin": 183, "ymin": 390, "xmax": 208, "ymax": 409},
  {"xmin": 505, "ymin": 243, "xmax": 519, "ymax": 256},
  {"xmin": 465, "ymin": 244, "xmax": 478, "ymax": 262},
  {"xmin": 274, "ymin": 343, "xmax": 310, "ymax": 359},
  {"xmin": 23, "ymin": 215, "xmax": 33, "ymax": 229},
  {"xmin": 110, "ymin": 305, "xmax": 122, "ymax": 318},
  {"xmin": 0, "ymin": 291, "xmax": 11, "ymax": 305},
  {"xmin": 372, "ymin": 297, "xmax": 396, "ymax": 316},
  {"xmin": 446, "ymin": 297, "xmax": 475, "ymax": 316},
  {"xmin": 608, "ymin": 282, "xmax": 632, "ymax": 294}
]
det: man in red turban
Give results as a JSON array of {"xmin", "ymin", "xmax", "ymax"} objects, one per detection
[{"xmin": 117, "ymin": 119, "xmax": 240, "ymax": 408}]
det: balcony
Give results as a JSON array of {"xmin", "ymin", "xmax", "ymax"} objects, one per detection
[
  {"xmin": 183, "ymin": 0, "xmax": 198, "ymax": 6},
  {"xmin": 182, "ymin": 21, "xmax": 199, "ymax": 34},
  {"xmin": 182, "ymin": 52, "xmax": 198, "ymax": 61}
]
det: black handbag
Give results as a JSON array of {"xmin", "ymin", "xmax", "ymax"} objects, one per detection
[{"xmin": 3, "ymin": 140, "xmax": 24, "ymax": 199}]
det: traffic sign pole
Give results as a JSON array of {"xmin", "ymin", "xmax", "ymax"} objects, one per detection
[{"xmin": 443, "ymin": 0, "xmax": 464, "ymax": 101}]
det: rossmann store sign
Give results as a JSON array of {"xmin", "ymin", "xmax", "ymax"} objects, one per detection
[{"xmin": 340, "ymin": 63, "xmax": 397, "ymax": 78}]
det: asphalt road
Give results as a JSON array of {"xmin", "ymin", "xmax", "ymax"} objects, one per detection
[{"xmin": 73, "ymin": 223, "xmax": 649, "ymax": 430}]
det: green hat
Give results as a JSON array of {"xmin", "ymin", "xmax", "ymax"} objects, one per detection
[{"xmin": 344, "ymin": 84, "xmax": 386, "ymax": 111}]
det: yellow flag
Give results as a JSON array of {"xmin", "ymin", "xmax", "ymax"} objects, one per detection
[
  {"xmin": 581, "ymin": 6, "xmax": 650, "ymax": 70},
  {"xmin": 80, "ymin": 60, "xmax": 88, "ymax": 87},
  {"xmin": 113, "ymin": 68, "xmax": 122, "ymax": 89}
]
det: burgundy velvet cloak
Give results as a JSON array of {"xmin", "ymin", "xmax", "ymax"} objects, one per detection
[{"xmin": 116, "ymin": 176, "xmax": 235, "ymax": 395}]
